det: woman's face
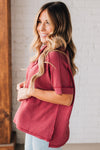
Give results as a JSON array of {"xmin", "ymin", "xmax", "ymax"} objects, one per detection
[{"xmin": 37, "ymin": 9, "xmax": 54, "ymax": 44}]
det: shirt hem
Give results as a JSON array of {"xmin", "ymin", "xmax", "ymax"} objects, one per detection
[
  {"xmin": 13, "ymin": 121, "xmax": 51, "ymax": 142},
  {"xmin": 49, "ymin": 137, "xmax": 69, "ymax": 148},
  {"xmin": 14, "ymin": 120, "xmax": 68, "ymax": 148}
]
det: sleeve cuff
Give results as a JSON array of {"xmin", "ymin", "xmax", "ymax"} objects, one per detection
[{"xmin": 54, "ymin": 87, "xmax": 74, "ymax": 95}]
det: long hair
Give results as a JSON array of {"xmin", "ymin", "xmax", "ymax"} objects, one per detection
[{"xmin": 29, "ymin": 1, "xmax": 78, "ymax": 88}]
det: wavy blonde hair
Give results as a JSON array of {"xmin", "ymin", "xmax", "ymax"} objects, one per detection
[{"xmin": 29, "ymin": 1, "xmax": 78, "ymax": 88}]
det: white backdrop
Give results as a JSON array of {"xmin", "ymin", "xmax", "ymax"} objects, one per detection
[{"xmin": 11, "ymin": 0, "xmax": 100, "ymax": 144}]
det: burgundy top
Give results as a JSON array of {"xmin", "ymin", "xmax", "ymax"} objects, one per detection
[{"xmin": 13, "ymin": 45, "xmax": 75, "ymax": 148}]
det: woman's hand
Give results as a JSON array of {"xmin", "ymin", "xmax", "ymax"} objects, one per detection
[
  {"xmin": 17, "ymin": 81, "xmax": 26, "ymax": 90},
  {"xmin": 16, "ymin": 81, "xmax": 34, "ymax": 102},
  {"xmin": 17, "ymin": 87, "xmax": 33, "ymax": 102}
]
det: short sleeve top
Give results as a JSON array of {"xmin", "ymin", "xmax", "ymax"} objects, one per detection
[{"xmin": 13, "ymin": 45, "xmax": 75, "ymax": 148}]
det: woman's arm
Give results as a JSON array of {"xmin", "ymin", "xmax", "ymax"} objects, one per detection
[
  {"xmin": 30, "ymin": 88, "xmax": 73, "ymax": 106},
  {"xmin": 17, "ymin": 87, "xmax": 73, "ymax": 106}
]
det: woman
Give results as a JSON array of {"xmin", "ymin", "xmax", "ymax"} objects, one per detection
[{"xmin": 13, "ymin": 1, "xmax": 78, "ymax": 150}]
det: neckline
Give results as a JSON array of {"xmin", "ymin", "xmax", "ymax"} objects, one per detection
[
  {"xmin": 32, "ymin": 45, "xmax": 47, "ymax": 65},
  {"xmin": 40, "ymin": 45, "xmax": 47, "ymax": 53}
]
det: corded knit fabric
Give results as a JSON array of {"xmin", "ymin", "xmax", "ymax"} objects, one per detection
[{"xmin": 13, "ymin": 45, "xmax": 75, "ymax": 148}]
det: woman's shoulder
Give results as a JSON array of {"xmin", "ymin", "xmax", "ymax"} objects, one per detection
[{"xmin": 46, "ymin": 49, "xmax": 68, "ymax": 64}]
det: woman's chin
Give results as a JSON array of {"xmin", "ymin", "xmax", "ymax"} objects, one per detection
[
  {"xmin": 41, "ymin": 40, "xmax": 47, "ymax": 44},
  {"xmin": 40, "ymin": 37, "xmax": 48, "ymax": 43}
]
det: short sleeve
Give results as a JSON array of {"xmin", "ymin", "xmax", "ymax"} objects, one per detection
[{"xmin": 48, "ymin": 51, "xmax": 74, "ymax": 95}]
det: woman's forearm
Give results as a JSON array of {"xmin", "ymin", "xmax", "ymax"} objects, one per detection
[{"xmin": 30, "ymin": 88, "xmax": 73, "ymax": 106}]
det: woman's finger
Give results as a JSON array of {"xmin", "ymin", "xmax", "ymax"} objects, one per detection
[
  {"xmin": 17, "ymin": 88, "xmax": 29, "ymax": 101},
  {"xmin": 16, "ymin": 82, "xmax": 25, "ymax": 90},
  {"xmin": 16, "ymin": 84, "xmax": 20, "ymax": 90},
  {"xmin": 20, "ymin": 82, "xmax": 25, "ymax": 88}
]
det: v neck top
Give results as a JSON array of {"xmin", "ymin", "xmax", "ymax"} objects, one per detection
[{"xmin": 13, "ymin": 45, "xmax": 75, "ymax": 148}]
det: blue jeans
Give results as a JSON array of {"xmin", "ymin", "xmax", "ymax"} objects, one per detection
[{"xmin": 24, "ymin": 133, "xmax": 63, "ymax": 150}]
